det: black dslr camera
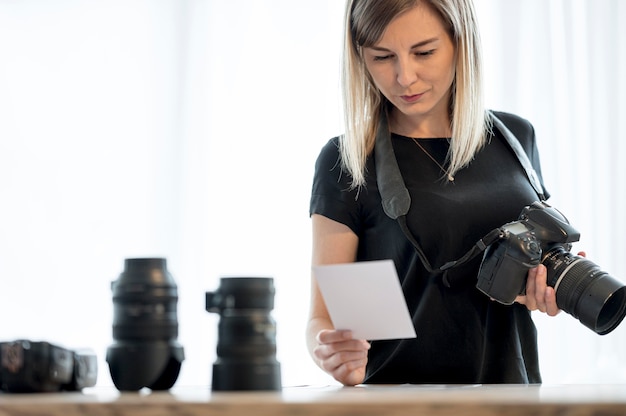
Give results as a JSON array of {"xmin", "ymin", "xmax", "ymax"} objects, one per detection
[
  {"xmin": 476, "ymin": 201, "xmax": 626, "ymax": 335},
  {"xmin": 0, "ymin": 340, "xmax": 97, "ymax": 393}
]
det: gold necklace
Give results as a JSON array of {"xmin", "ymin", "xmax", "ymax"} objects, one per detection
[{"xmin": 411, "ymin": 138, "xmax": 455, "ymax": 182}]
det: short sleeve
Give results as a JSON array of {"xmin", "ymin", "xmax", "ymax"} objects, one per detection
[{"xmin": 309, "ymin": 138, "xmax": 362, "ymax": 234}]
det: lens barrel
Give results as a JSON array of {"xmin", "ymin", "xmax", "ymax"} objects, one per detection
[
  {"xmin": 206, "ymin": 277, "xmax": 281, "ymax": 391},
  {"xmin": 544, "ymin": 249, "xmax": 626, "ymax": 335},
  {"xmin": 106, "ymin": 258, "xmax": 184, "ymax": 391}
]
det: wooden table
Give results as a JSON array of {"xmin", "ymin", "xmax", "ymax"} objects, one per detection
[{"xmin": 1, "ymin": 384, "xmax": 626, "ymax": 415}]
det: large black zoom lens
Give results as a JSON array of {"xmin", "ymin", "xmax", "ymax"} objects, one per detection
[
  {"xmin": 106, "ymin": 258, "xmax": 185, "ymax": 391},
  {"xmin": 206, "ymin": 277, "xmax": 281, "ymax": 391},
  {"xmin": 544, "ymin": 248, "xmax": 626, "ymax": 335}
]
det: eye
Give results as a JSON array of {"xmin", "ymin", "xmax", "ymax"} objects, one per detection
[
  {"xmin": 372, "ymin": 54, "xmax": 393, "ymax": 62},
  {"xmin": 415, "ymin": 49, "xmax": 435, "ymax": 57}
]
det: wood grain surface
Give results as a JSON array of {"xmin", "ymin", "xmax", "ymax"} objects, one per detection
[{"xmin": 1, "ymin": 384, "xmax": 626, "ymax": 416}]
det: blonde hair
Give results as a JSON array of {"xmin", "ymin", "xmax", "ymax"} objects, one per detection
[{"xmin": 340, "ymin": 0, "xmax": 491, "ymax": 188}]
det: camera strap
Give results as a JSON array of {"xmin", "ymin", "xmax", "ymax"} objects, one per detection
[
  {"xmin": 374, "ymin": 110, "xmax": 544, "ymax": 283},
  {"xmin": 396, "ymin": 215, "xmax": 502, "ymax": 275}
]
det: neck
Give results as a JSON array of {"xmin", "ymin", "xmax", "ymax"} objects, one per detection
[{"xmin": 389, "ymin": 109, "xmax": 451, "ymax": 138}]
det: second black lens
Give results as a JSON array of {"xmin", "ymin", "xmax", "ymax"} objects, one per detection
[
  {"xmin": 106, "ymin": 258, "xmax": 185, "ymax": 391},
  {"xmin": 206, "ymin": 277, "xmax": 281, "ymax": 391}
]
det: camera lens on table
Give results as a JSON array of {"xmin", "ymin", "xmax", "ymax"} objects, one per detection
[
  {"xmin": 206, "ymin": 277, "xmax": 282, "ymax": 391},
  {"xmin": 106, "ymin": 258, "xmax": 185, "ymax": 391}
]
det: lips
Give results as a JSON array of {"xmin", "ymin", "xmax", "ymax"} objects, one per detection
[{"xmin": 400, "ymin": 92, "xmax": 425, "ymax": 103}]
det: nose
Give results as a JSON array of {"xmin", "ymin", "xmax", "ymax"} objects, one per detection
[{"xmin": 396, "ymin": 57, "xmax": 418, "ymax": 87}]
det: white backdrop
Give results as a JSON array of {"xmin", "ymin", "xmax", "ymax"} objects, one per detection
[
  {"xmin": 477, "ymin": 0, "xmax": 626, "ymax": 383},
  {"xmin": 0, "ymin": 0, "xmax": 624, "ymax": 388}
]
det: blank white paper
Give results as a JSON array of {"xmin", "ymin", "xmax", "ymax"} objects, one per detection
[{"xmin": 313, "ymin": 260, "xmax": 417, "ymax": 341}]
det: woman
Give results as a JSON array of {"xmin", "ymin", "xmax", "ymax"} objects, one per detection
[{"xmin": 307, "ymin": 0, "xmax": 560, "ymax": 386}]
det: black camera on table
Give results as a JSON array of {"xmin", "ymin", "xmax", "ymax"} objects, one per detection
[
  {"xmin": 0, "ymin": 340, "xmax": 97, "ymax": 393},
  {"xmin": 476, "ymin": 201, "xmax": 626, "ymax": 335}
]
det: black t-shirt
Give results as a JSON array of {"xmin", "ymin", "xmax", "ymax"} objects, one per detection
[{"xmin": 309, "ymin": 111, "xmax": 549, "ymax": 384}]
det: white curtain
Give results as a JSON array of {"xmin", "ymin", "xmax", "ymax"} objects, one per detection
[
  {"xmin": 0, "ymin": 0, "xmax": 623, "ymax": 387},
  {"xmin": 476, "ymin": 0, "xmax": 626, "ymax": 383}
]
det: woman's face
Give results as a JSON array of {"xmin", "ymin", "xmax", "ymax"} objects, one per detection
[{"xmin": 362, "ymin": 3, "xmax": 456, "ymax": 133}]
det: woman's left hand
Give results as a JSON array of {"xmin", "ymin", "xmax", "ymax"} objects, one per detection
[
  {"xmin": 515, "ymin": 251, "xmax": 586, "ymax": 316},
  {"xmin": 515, "ymin": 264, "xmax": 560, "ymax": 316}
]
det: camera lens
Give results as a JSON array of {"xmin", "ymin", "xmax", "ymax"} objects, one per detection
[
  {"xmin": 544, "ymin": 248, "xmax": 626, "ymax": 335},
  {"xmin": 106, "ymin": 258, "xmax": 185, "ymax": 391},
  {"xmin": 112, "ymin": 258, "xmax": 179, "ymax": 340},
  {"xmin": 206, "ymin": 277, "xmax": 281, "ymax": 391}
]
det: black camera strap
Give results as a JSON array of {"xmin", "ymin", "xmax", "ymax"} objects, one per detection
[
  {"xmin": 374, "ymin": 110, "xmax": 544, "ymax": 282},
  {"xmin": 396, "ymin": 215, "xmax": 503, "ymax": 273}
]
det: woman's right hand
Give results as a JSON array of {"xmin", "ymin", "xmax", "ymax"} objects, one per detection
[{"xmin": 313, "ymin": 329, "xmax": 370, "ymax": 386}]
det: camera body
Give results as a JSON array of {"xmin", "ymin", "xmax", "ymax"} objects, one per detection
[
  {"xmin": 477, "ymin": 201, "xmax": 626, "ymax": 335},
  {"xmin": 476, "ymin": 201, "xmax": 579, "ymax": 304},
  {"xmin": 0, "ymin": 340, "xmax": 97, "ymax": 393}
]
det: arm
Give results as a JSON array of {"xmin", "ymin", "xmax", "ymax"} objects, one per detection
[{"xmin": 306, "ymin": 214, "xmax": 371, "ymax": 386}]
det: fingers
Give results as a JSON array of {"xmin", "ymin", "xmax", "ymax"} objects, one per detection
[
  {"xmin": 523, "ymin": 266, "xmax": 538, "ymax": 310},
  {"xmin": 316, "ymin": 345, "xmax": 368, "ymax": 378},
  {"xmin": 314, "ymin": 329, "xmax": 370, "ymax": 386},
  {"xmin": 314, "ymin": 333, "xmax": 370, "ymax": 362},
  {"xmin": 544, "ymin": 286, "xmax": 559, "ymax": 316},
  {"xmin": 519, "ymin": 265, "xmax": 547, "ymax": 311},
  {"xmin": 514, "ymin": 264, "xmax": 560, "ymax": 316},
  {"xmin": 316, "ymin": 329, "xmax": 352, "ymax": 344},
  {"xmin": 532, "ymin": 264, "xmax": 548, "ymax": 313}
]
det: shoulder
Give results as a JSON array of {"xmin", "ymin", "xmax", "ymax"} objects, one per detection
[
  {"xmin": 489, "ymin": 110, "xmax": 549, "ymax": 197},
  {"xmin": 312, "ymin": 136, "xmax": 350, "ymax": 186},
  {"xmin": 316, "ymin": 136, "xmax": 341, "ymax": 165},
  {"xmin": 489, "ymin": 111, "xmax": 536, "ymax": 141},
  {"xmin": 313, "ymin": 136, "xmax": 344, "ymax": 180},
  {"xmin": 310, "ymin": 137, "xmax": 362, "ymax": 232}
]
